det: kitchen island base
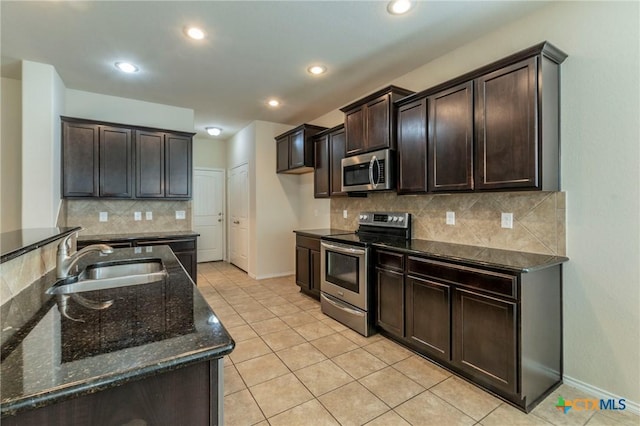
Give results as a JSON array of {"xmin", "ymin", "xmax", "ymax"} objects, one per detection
[{"xmin": 2, "ymin": 358, "xmax": 223, "ymax": 426}]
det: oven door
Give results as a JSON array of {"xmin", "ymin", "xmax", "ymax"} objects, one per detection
[{"xmin": 320, "ymin": 241, "xmax": 368, "ymax": 310}]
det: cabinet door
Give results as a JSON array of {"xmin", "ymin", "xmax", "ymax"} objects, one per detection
[
  {"xmin": 365, "ymin": 94, "xmax": 391, "ymax": 152},
  {"xmin": 429, "ymin": 82, "xmax": 474, "ymax": 192},
  {"xmin": 100, "ymin": 126, "xmax": 133, "ymax": 197},
  {"xmin": 453, "ymin": 288, "xmax": 517, "ymax": 395},
  {"xmin": 276, "ymin": 136, "xmax": 289, "ymax": 173},
  {"xmin": 62, "ymin": 121, "xmax": 99, "ymax": 197},
  {"xmin": 406, "ymin": 276, "xmax": 450, "ymax": 361},
  {"xmin": 345, "ymin": 107, "xmax": 365, "ymax": 156},
  {"xmin": 136, "ymin": 130, "xmax": 165, "ymax": 198},
  {"xmin": 295, "ymin": 246, "xmax": 311, "ymax": 289},
  {"xmin": 165, "ymin": 134, "xmax": 192, "ymax": 198},
  {"xmin": 376, "ymin": 267, "xmax": 404, "ymax": 337},
  {"xmin": 289, "ymin": 129, "xmax": 306, "ymax": 169},
  {"xmin": 310, "ymin": 249, "xmax": 321, "ymax": 297},
  {"xmin": 174, "ymin": 251, "xmax": 197, "ymax": 283},
  {"xmin": 314, "ymin": 136, "xmax": 330, "ymax": 198},
  {"xmin": 329, "ymin": 127, "xmax": 347, "ymax": 197},
  {"xmin": 475, "ymin": 57, "xmax": 538, "ymax": 190},
  {"xmin": 397, "ymin": 98, "xmax": 428, "ymax": 194}
]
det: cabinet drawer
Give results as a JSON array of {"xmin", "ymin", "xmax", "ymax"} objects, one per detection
[
  {"xmin": 375, "ymin": 250, "xmax": 404, "ymax": 272},
  {"xmin": 137, "ymin": 239, "xmax": 196, "ymax": 252},
  {"xmin": 407, "ymin": 257, "xmax": 516, "ymax": 299},
  {"xmin": 296, "ymin": 235, "xmax": 320, "ymax": 251}
]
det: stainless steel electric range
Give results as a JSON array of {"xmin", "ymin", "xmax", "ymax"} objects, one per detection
[{"xmin": 320, "ymin": 212, "xmax": 411, "ymax": 336}]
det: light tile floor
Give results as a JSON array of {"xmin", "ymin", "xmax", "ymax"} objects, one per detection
[{"xmin": 197, "ymin": 262, "xmax": 637, "ymax": 426}]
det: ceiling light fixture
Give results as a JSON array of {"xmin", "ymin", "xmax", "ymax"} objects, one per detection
[
  {"xmin": 268, "ymin": 99, "xmax": 280, "ymax": 107},
  {"xmin": 387, "ymin": 0, "xmax": 413, "ymax": 15},
  {"xmin": 307, "ymin": 65, "xmax": 327, "ymax": 76},
  {"xmin": 206, "ymin": 127, "xmax": 222, "ymax": 136},
  {"xmin": 114, "ymin": 62, "xmax": 139, "ymax": 73},
  {"xmin": 185, "ymin": 26, "xmax": 206, "ymax": 40}
]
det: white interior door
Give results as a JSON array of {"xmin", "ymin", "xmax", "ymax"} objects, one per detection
[
  {"xmin": 228, "ymin": 163, "xmax": 249, "ymax": 272},
  {"xmin": 193, "ymin": 168, "xmax": 224, "ymax": 262}
]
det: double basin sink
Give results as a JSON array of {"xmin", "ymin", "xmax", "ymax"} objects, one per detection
[{"xmin": 47, "ymin": 259, "xmax": 167, "ymax": 296}]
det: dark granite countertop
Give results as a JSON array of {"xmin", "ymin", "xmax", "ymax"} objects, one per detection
[
  {"xmin": 373, "ymin": 239, "xmax": 569, "ymax": 273},
  {"xmin": 0, "ymin": 246, "xmax": 234, "ymax": 417},
  {"xmin": 77, "ymin": 231, "xmax": 199, "ymax": 242},
  {"xmin": 293, "ymin": 228, "xmax": 352, "ymax": 238},
  {"xmin": 1, "ymin": 227, "xmax": 82, "ymax": 264}
]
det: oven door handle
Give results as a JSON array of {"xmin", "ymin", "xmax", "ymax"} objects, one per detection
[
  {"xmin": 321, "ymin": 293, "xmax": 365, "ymax": 317},
  {"xmin": 321, "ymin": 241, "xmax": 366, "ymax": 256}
]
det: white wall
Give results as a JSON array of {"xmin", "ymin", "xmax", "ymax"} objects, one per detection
[
  {"xmin": 20, "ymin": 61, "xmax": 65, "ymax": 228},
  {"xmin": 193, "ymin": 137, "xmax": 226, "ymax": 169},
  {"xmin": 254, "ymin": 121, "xmax": 297, "ymax": 279},
  {"xmin": 65, "ymin": 89, "xmax": 194, "ymax": 132},
  {"xmin": 310, "ymin": 0, "xmax": 640, "ymax": 407},
  {"xmin": 1, "ymin": 78, "xmax": 22, "ymax": 232},
  {"xmin": 297, "ymin": 173, "xmax": 331, "ymax": 229}
]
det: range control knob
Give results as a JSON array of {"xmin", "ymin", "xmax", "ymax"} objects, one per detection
[
  {"xmin": 392, "ymin": 216, "xmax": 398, "ymax": 222},
  {"xmin": 398, "ymin": 217, "xmax": 404, "ymax": 222},
  {"xmin": 359, "ymin": 215, "xmax": 364, "ymax": 220}
]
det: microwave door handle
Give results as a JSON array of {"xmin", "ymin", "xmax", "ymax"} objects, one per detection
[{"xmin": 369, "ymin": 155, "xmax": 378, "ymax": 189}]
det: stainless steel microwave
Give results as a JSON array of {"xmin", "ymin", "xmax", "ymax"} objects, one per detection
[{"xmin": 341, "ymin": 148, "xmax": 396, "ymax": 192}]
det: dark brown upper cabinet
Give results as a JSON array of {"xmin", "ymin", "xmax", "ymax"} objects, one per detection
[
  {"xmin": 397, "ymin": 98, "xmax": 428, "ymax": 194},
  {"xmin": 61, "ymin": 117, "xmax": 193, "ymax": 200},
  {"xmin": 474, "ymin": 57, "xmax": 538, "ymax": 190},
  {"xmin": 341, "ymin": 86, "xmax": 414, "ymax": 156},
  {"xmin": 313, "ymin": 124, "xmax": 347, "ymax": 198},
  {"xmin": 429, "ymin": 81, "xmax": 474, "ymax": 192},
  {"xmin": 395, "ymin": 41, "xmax": 566, "ymax": 193},
  {"xmin": 62, "ymin": 118, "xmax": 132, "ymax": 198},
  {"xmin": 135, "ymin": 130, "xmax": 192, "ymax": 199},
  {"xmin": 276, "ymin": 124, "xmax": 327, "ymax": 174}
]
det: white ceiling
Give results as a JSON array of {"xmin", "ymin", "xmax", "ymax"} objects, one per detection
[{"xmin": 1, "ymin": 1, "xmax": 549, "ymax": 139}]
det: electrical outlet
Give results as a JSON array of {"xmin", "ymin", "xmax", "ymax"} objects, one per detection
[
  {"xmin": 99, "ymin": 212, "xmax": 108, "ymax": 222},
  {"xmin": 446, "ymin": 211, "xmax": 455, "ymax": 225},
  {"xmin": 134, "ymin": 212, "xmax": 142, "ymax": 221},
  {"xmin": 501, "ymin": 212, "xmax": 514, "ymax": 229},
  {"xmin": 145, "ymin": 211, "xmax": 153, "ymax": 220},
  {"xmin": 343, "ymin": 210, "xmax": 348, "ymax": 219},
  {"xmin": 175, "ymin": 210, "xmax": 186, "ymax": 220}
]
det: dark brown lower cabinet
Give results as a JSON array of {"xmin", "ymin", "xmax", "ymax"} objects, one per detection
[
  {"xmin": 1, "ymin": 360, "xmax": 221, "ymax": 426},
  {"xmin": 374, "ymin": 247, "xmax": 563, "ymax": 412},
  {"xmin": 452, "ymin": 288, "xmax": 517, "ymax": 395},
  {"xmin": 376, "ymin": 267, "xmax": 404, "ymax": 336},
  {"xmin": 405, "ymin": 276, "xmax": 450, "ymax": 361},
  {"xmin": 295, "ymin": 235, "xmax": 321, "ymax": 299}
]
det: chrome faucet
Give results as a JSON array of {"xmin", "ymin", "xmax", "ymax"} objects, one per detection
[{"xmin": 56, "ymin": 234, "xmax": 114, "ymax": 278}]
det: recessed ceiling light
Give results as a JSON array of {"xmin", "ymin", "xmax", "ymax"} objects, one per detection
[
  {"xmin": 206, "ymin": 127, "xmax": 222, "ymax": 136},
  {"xmin": 307, "ymin": 65, "xmax": 327, "ymax": 76},
  {"xmin": 387, "ymin": 0, "xmax": 413, "ymax": 15},
  {"xmin": 185, "ymin": 26, "xmax": 206, "ymax": 40},
  {"xmin": 114, "ymin": 62, "xmax": 139, "ymax": 73},
  {"xmin": 268, "ymin": 99, "xmax": 280, "ymax": 107}
]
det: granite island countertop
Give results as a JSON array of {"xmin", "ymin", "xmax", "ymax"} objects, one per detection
[{"xmin": 0, "ymin": 245, "xmax": 234, "ymax": 417}]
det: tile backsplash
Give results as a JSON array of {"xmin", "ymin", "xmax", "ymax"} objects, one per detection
[
  {"xmin": 331, "ymin": 191, "xmax": 566, "ymax": 256},
  {"xmin": 57, "ymin": 200, "xmax": 192, "ymax": 236}
]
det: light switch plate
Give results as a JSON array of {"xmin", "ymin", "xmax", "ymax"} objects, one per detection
[
  {"xmin": 446, "ymin": 211, "xmax": 455, "ymax": 225},
  {"xmin": 99, "ymin": 212, "xmax": 108, "ymax": 222},
  {"xmin": 134, "ymin": 212, "xmax": 142, "ymax": 221},
  {"xmin": 145, "ymin": 211, "xmax": 153, "ymax": 220},
  {"xmin": 175, "ymin": 210, "xmax": 186, "ymax": 220},
  {"xmin": 501, "ymin": 212, "xmax": 514, "ymax": 229},
  {"xmin": 343, "ymin": 210, "xmax": 348, "ymax": 219}
]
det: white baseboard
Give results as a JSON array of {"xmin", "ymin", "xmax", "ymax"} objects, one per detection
[
  {"xmin": 253, "ymin": 271, "xmax": 294, "ymax": 280},
  {"xmin": 563, "ymin": 375, "xmax": 639, "ymax": 415}
]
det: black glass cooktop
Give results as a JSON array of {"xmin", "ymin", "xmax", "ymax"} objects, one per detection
[{"xmin": 322, "ymin": 232, "xmax": 410, "ymax": 248}]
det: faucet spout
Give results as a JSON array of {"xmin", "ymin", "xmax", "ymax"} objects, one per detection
[{"xmin": 56, "ymin": 234, "xmax": 114, "ymax": 279}]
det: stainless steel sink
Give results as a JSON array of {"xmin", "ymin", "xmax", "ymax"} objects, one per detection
[{"xmin": 47, "ymin": 259, "xmax": 167, "ymax": 295}]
